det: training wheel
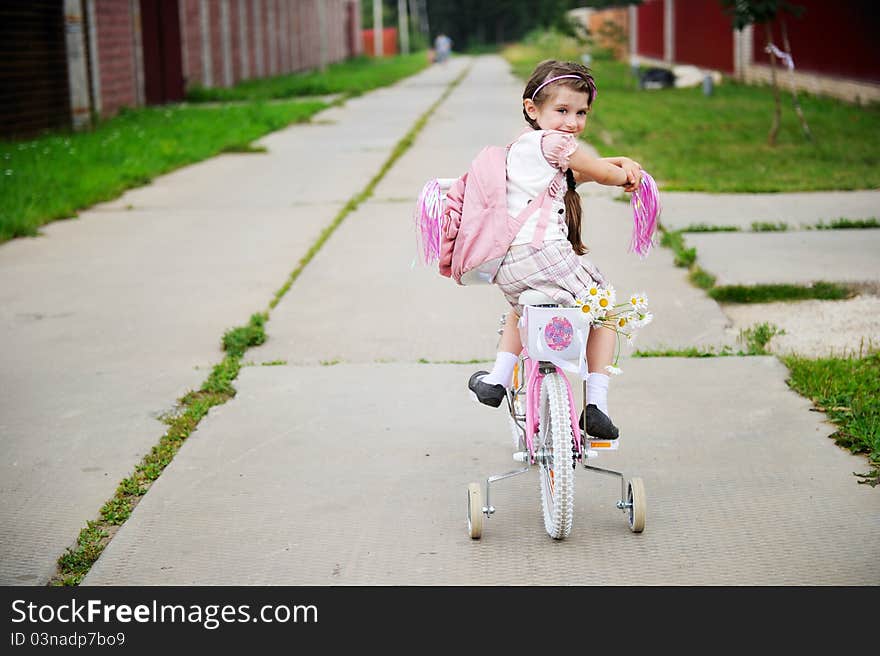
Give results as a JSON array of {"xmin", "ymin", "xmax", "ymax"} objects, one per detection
[
  {"xmin": 626, "ymin": 477, "xmax": 646, "ymax": 533},
  {"xmin": 467, "ymin": 482, "xmax": 483, "ymax": 539}
]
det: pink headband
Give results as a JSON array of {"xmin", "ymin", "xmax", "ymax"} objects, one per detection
[{"xmin": 530, "ymin": 74, "xmax": 597, "ymax": 102}]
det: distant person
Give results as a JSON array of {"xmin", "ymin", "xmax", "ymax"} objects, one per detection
[{"xmin": 434, "ymin": 33, "xmax": 452, "ymax": 63}]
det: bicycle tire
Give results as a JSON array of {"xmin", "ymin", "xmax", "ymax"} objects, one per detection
[{"xmin": 537, "ymin": 372, "xmax": 575, "ymax": 539}]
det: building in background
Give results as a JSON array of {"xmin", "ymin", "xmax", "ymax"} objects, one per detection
[
  {"xmin": 628, "ymin": 0, "xmax": 879, "ymax": 105},
  {"xmin": 1, "ymin": 0, "xmax": 363, "ymax": 140}
]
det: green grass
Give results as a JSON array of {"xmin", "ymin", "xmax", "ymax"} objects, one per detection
[
  {"xmin": 738, "ymin": 322, "xmax": 785, "ymax": 355},
  {"xmin": 708, "ymin": 281, "xmax": 853, "ymax": 303},
  {"xmin": 688, "ymin": 266, "xmax": 717, "ymax": 290},
  {"xmin": 782, "ymin": 353, "xmax": 880, "ymax": 486},
  {"xmin": 815, "ymin": 217, "xmax": 879, "ymax": 230},
  {"xmin": 633, "ymin": 321, "xmax": 783, "ymax": 357},
  {"xmin": 659, "ymin": 226, "xmax": 853, "ymax": 302},
  {"xmin": 634, "ymin": 345, "xmax": 738, "ymax": 357},
  {"xmin": 751, "ymin": 221, "xmax": 789, "ymax": 232},
  {"xmin": 0, "ymin": 101, "xmax": 324, "ymax": 243},
  {"xmin": 502, "ymin": 36, "xmax": 880, "ymax": 192},
  {"xmin": 1, "ymin": 53, "xmax": 433, "ymax": 245},
  {"xmin": 680, "ymin": 223, "xmax": 741, "ymax": 233},
  {"xmin": 52, "ymin": 310, "xmax": 270, "ymax": 584},
  {"xmin": 186, "ymin": 53, "xmax": 430, "ymax": 102},
  {"xmin": 660, "ymin": 229, "xmax": 696, "ymax": 267}
]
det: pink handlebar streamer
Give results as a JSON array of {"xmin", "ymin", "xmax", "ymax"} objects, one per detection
[
  {"xmin": 628, "ymin": 171, "xmax": 660, "ymax": 259},
  {"xmin": 414, "ymin": 178, "xmax": 443, "ymax": 265}
]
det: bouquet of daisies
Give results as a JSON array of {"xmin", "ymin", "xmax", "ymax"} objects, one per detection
[{"xmin": 574, "ymin": 282, "xmax": 653, "ymax": 375}]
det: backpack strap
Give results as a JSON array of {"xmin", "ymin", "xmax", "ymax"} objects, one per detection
[
  {"xmin": 527, "ymin": 170, "xmax": 565, "ymax": 248},
  {"xmin": 515, "ymin": 171, "xmax": 565, "ymax": 248}
]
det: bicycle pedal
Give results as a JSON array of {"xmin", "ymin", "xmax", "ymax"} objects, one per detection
[{"xmin": 587, "ymin": 438, "xmax": 619, "ymax": 451}]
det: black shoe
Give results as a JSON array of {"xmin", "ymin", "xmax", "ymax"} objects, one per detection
[
  {"xmin": 468, "ymin": 371, "xmax": 506, "ymax": 408},
  {"xmin": 580, "ymin": 404, "xmax": 620, "ymax": 439}
]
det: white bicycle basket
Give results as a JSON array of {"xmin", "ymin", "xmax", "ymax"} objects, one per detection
[{"xmin": 522, "ymin": 306, "xmax": 590, "ymax": 377}]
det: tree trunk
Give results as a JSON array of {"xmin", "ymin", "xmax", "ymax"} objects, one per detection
[
  {"xmin": 764, "ymin": 22, "xmax": 781, "ymax": 147},
  {"xmin": 781, "ymin": 19, "xmax": 813, "ymax": 142}
]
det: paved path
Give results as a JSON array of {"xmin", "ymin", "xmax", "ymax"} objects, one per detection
[
  {"xmin": 2, "ymin": 55, "xmax": 877, "ymax": 586},
  {"xmin": 0, "ymin": 59, "xmax": 470, "ymax": 585},
  {"xmin": 686, "ymin": 229, "xmax": 880, "ymax": 286},
  {"xmin": 659, "ymin": 190, "xmax": 880, "ymax": 231}
]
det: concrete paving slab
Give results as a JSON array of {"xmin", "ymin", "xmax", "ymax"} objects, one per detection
[
  {"xmin": 374, "ymin": 55, "xmax": 526, "ymax": 199},
  {"xmin": 0, "ymin": 60, "xmax": 471, "ymax": 585},
  {"xmin": 249, "ymin": 199, "xmax": 508, "ymax": 365},
  {"xmin": 83, "ymin": 358, "xmax": 880, "ymax": 585},
  {"xmin": 575, "ymin": 195, "xmax": 737, "ymax": 352},
  {"xmin": 0, "ymin": 203, "xmax": 342, "ymax": 585},
  {"xmin": 659, "ymin": 190, "xmax": 880, "ymax": 231},
  {"xmin": 93, "ymin": 59, "xmax": 471, "ymax": 212},
  {"xmin": 685, "ymin": 229, "xmax": 880, "ymax": 286}
]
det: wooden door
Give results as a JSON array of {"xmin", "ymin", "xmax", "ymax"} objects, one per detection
[{"xmin": 140, "ymin": 0, "xmax": 184, "ymax": 105}]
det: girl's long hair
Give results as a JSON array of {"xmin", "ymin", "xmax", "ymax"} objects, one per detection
[{"xmin": 522, "ymin": 60, "xmax": 596, "ymax": 256}]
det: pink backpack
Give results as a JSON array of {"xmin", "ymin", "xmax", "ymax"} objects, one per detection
[
  {"xmin": 415, "ymin": 145, "xmax": 562, "ymax": 285},
  {"xmin": 413, "ymin": 143, "xmax": 661, "ymax": 284}
]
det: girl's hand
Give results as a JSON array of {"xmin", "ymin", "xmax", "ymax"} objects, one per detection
[{"xmin": 619, "ymin": 159, "xmax": 643, "ymax": 192}]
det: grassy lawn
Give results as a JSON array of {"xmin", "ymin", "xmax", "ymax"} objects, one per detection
[
  {"xmin": 0, "ymin": 102, "xmax": 323, "ymax": 243},
  {"xmin": 186, "ymin": 53, "xmax": 429, "ymax": 101},
  {"xmin": 502, "ymin": 37, "xmax": 880, "ymax": 192},
  {"xmin": 0, "ymin": 53, "xmax": 431, "ymax": 244},
  {"xmin": 782, "ymin": 353, "xmax": 879, "ymax": 486}
]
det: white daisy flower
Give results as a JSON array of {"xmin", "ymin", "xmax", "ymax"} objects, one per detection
[
  {"xmin": 629, "ymin": 292, "xmax": 649, "ymax": 311},
  {"xmin": 605, "ymin": 365, "xmax": 623, "ymax": 375}
]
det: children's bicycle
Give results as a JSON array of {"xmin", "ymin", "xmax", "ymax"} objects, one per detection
[{"xmin": 467, "ymin": 290, "xmax": 647, "ymax": 540}]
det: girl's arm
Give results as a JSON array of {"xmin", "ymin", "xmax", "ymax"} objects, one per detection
[{"xmin": 569, "ymin": 146, "xmax": 635, "ymax": 187}]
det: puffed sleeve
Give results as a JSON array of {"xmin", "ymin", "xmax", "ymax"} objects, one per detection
[{"xmin": 541, "ymin": 130, "xmax": 579, "ymax": 171}]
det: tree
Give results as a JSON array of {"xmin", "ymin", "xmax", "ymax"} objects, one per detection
[
  {"xmin": 425, "ymin": 0, "xmax": 581, "ymax": 51},
  {"xmin": 719, "ymin": 0, "xmax": 809, "ymax": 146}
]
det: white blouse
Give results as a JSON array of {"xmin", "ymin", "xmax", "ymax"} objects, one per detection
[{"xmin": 507, "ymin": 129, "xmax": 579, "ymax": 246}]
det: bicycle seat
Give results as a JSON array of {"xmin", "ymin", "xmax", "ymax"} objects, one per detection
[{"xmin": 518, "ymin": 290, "xmax": 557, "ymax": 307}]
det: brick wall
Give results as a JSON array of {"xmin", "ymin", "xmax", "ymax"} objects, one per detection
[
  {"xmin": 92, "ymin": 0, "xmax": 359, "ymax": 116},
  {"xmin": 291, "ymin": 0, "xmax": 301, "ymax": 71},
  {"xmin": 180, "ymin": 0, "xmax": 201, "ymax": 87},
  {"xmin": 94, "ymin": 0, "xmax": 138, "ymax": 116},
  {"xmin": 230, "ymin": 0, "xmax": 241, "ymax": 83},
  {"xmin": 299, "ymin": 0, "xmax": 318, "ymax": 71}
]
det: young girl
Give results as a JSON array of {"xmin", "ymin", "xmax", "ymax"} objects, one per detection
[{"xmin": 468, "ymin": 59, "xmax": 643, "ymax": 440}]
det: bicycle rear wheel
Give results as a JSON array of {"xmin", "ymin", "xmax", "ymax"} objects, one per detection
[{"xmin": 537, "ymin": 372, "xmax": 575, "ymax": 539}]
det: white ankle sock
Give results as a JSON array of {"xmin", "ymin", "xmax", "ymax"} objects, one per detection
[
  {"xmin": 586, "ymin": 372, "xmax": 610, "ymax": 415},
  {"xmin": 482, "ymin": 351, "xmax": 519, "ymax": 388}
]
